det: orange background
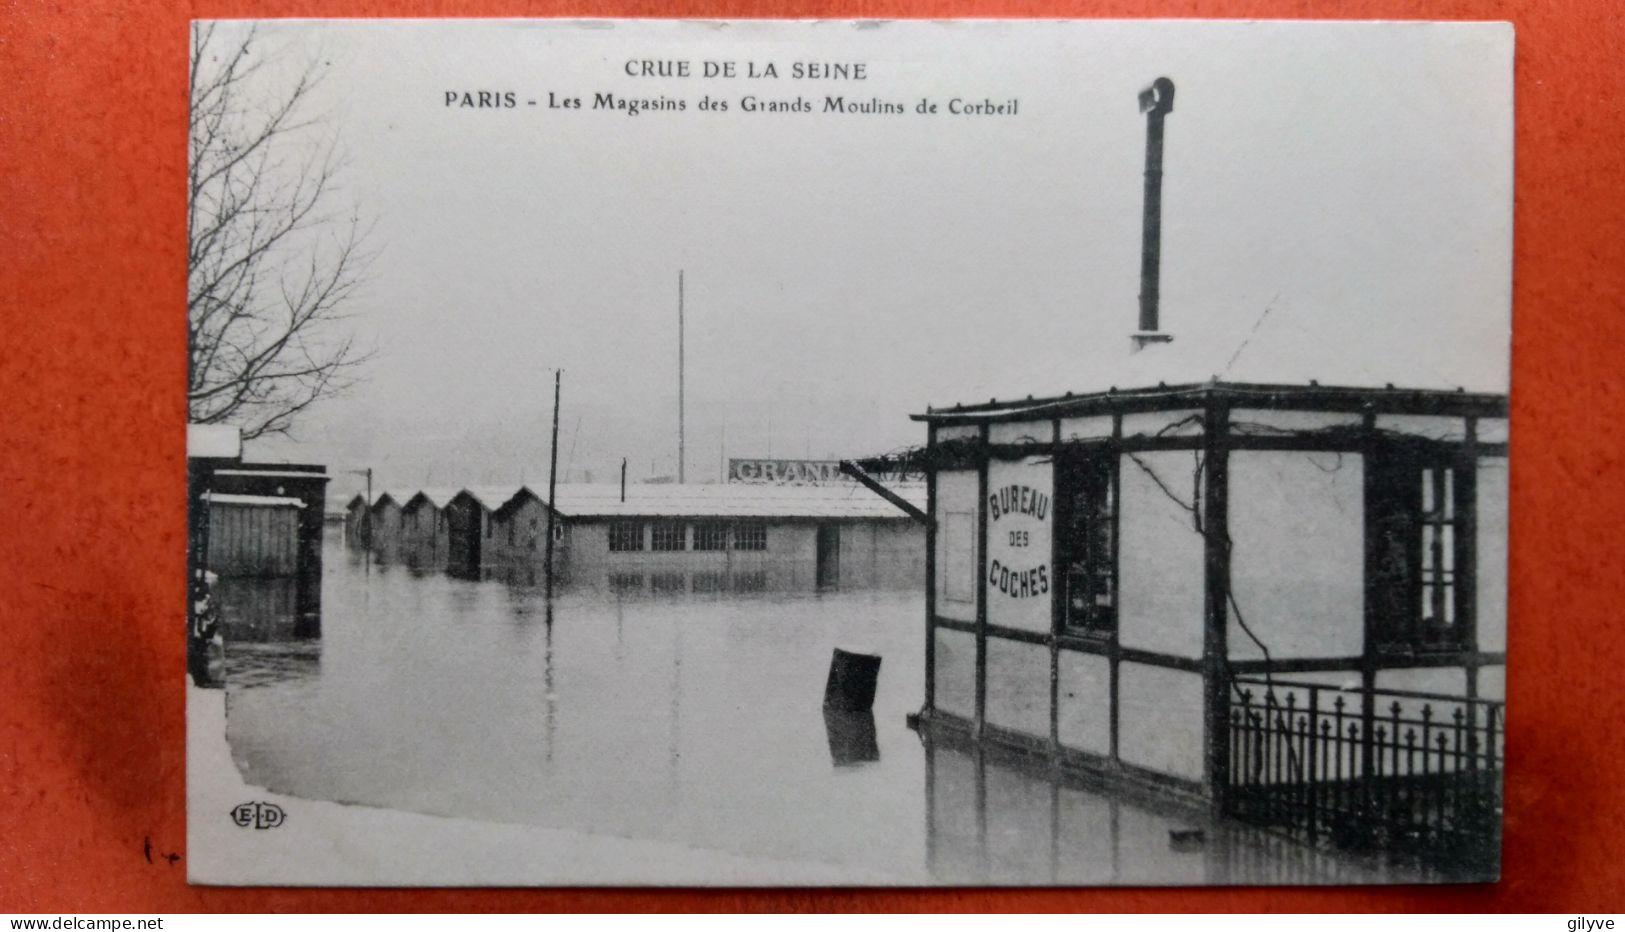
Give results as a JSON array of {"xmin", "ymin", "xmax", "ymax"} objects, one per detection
[{"xmin": 2, "ymin": 0, "xmax": 1621, "ymax": 913}]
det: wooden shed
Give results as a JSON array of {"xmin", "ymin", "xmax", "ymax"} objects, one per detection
[
  {"xmin": 197, "ymin": 460, "xmax": 330, "ymax": 638},
  {"xmin": 204, "ymin": 492, "xmax": 305, "ymax": 576},
  {"xmin": 442, "ymin": 487, "xmax": 516, "ymax": 580},
  {"xmin": 343, "ymin": 493, "xmax": 369, "ymax": 547},
  {"xmin": 366, "ymin": 491, "xmax": 406, "ymax": 563},
  {"xmin": 399, "ymin": 489, "xmax": 457, "ymax": 571}
]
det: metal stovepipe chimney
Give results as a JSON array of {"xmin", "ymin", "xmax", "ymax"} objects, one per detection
[{"xmin": 1133, "ymin": 77, "xmax": 1176, "ymax": 352}]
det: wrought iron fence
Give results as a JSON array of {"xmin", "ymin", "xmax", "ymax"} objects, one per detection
[{"xmin": 1226, "ymin": 675, "xmax": 1503, "ymax": 873}]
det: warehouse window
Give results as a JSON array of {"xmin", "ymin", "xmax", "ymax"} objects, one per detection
[
  {"xmin": 734, "ymin": 522, "xmax": 767, "ymax": 551},
  {"xmin": 651, "ymin": 521, "xmax": 687, "ymax": 551},
  {"xmin": 608, "ymin": 521, "xmax": 644, "ymax": 552},
  {"xmin": 1057, "ymin": 452, "xmax": 1116, "ymax": 635},
  {"xmin": 1370, "ymin": 449, "xmax": 1471, "ymax": 652},
  {"xmin": 693, "ymin": 522, "xmax": 729, "ymax": 551}
]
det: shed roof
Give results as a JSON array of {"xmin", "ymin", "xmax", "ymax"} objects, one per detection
[
  {"xmin": 402, "ymin": 488, "xmax": 462, "ymax": 510},
  {"xmin": 187, "ymin": 424, "xmax": 242, "ymax": 460},
  {"xmin": 922, "ymin": 306, "xmax": 1508, "ymax": 421},
  {"xmin": 450, "ymin": 486, "xmax": 526, "ymax": 512},
  {"xmin": 368, "ymin": 490, "xmax": 410, "ymax": 510},
  {"xmin": 214, "ymin": 468, "xmax": 329, "ymax": 482},
  {"xmin": 533, "ymin": 482, "xmax": 925, "ymax": 520},
  {"xmin": 203, "ymin": 492, "xmax": 305, "ymax": 509}
]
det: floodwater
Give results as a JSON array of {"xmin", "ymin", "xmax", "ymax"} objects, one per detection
[{"xmin": 215, "ymin": 532, "xmax": 1421, "ymax": 885}]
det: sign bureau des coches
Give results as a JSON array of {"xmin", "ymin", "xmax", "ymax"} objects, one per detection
[
  {"xmin": 988, "ymin": 481, "xmax": 1051, "ymax": 601},
  {"xmin": 728, "ymin": 458, "xmax": 846, "ymax": 485}
]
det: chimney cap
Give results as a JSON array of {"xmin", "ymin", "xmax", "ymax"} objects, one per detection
[
  {"xmin": 1138, "ymin": 77, "xmax": 1176, "ymax": 115},
  {"xmin": 1130, "ymin": 331, "xmax": 1174, "ymax": 353}
]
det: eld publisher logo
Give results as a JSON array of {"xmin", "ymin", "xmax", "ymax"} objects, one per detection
[{"xmin": 230, "ymin": 801, "xmax": 286, "ymax": 830}]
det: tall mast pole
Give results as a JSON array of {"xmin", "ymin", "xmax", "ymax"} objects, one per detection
[
  {"xmin": 678, "ymin": 270, "xmax": 686, "ymax": 484},
  {"xmin": 545, "ymin": 369, "xmax": 562, "ymax": 603}
]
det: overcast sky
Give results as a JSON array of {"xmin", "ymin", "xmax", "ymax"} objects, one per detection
[{"xmin": 224, "ymin": 19, "xmax": 1513, "ymax": 496}]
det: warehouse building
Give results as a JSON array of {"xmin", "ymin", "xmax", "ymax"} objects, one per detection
[{"xmin": 358, "ymin": 482, "xmax": 926, "ymax": 591}]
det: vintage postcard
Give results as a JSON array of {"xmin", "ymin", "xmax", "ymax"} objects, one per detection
[{"xmin": 184, "ymin": 18, "xmax": 1512, "ymax": 886}]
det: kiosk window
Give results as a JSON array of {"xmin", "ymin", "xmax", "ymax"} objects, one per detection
[
  {"xmin": 1058, "ymin": 454, "xmax": 1116, "ymax": 634},
  {"xmin": 1370, "ymin": 450, "xmax": 1471, "ymax": 652}
]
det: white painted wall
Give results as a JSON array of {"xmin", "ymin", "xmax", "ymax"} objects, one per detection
[
  {"xmin": 1118, "ymin": 662, "xmax": 1205, "ymax": 781},
  {"xmin": 1229, "ymin": 408, "xmax": 1362, "ymax": 434},
  {"xmin": 1477, "ymin": 456, "xmax": 1508, "ymax": 654},
  {"xmin": 985, "ymin": 456, "xmax": 1054, "ymax": 633},
  {"xmin": 1060, "ymin": 415, "xmax": 1113, "ymax": 441},
  {"xmin": 1376, "ymin": 666, "xmax": 1467, "ymax": 696},
  {"xmin": 1375, "ymin": 414, "xmax": 1468, "ymax": 440},
  {"xmin": 1228, "ymin": 450, "xmax": 1365, "ymax": 660},
  {"xmin": 1056, "ymin": 650, "xmax": 1111, "ymax": 756},
  {"xmin": 935, "ymin": 424, "xmax": 980, "ymax": 443},
  {"xmin": 1118, "ymin": 450, "xmax": 1206, "ymax": 659},
  {"xmin": 984, "ymin": 637, "xmax": 1049, "ymax": 737},
  {"xmin": 989, "ymin": 420, "xmax": 1053, "ymax": 445},
  {"xmin": 1122, "ymin": 408, "xmax": 1204, "ymax": 439},
  {"xmin": 935, "ymin": 470, "xmax": 979, "ymax": 622},
  {"xmin": 933, "ymin": 628, "xmax": 977, "ymax": 719}
]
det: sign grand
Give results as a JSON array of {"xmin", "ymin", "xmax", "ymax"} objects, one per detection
[{"xmin": 728, "ymin": 458, "xmax": 847, "ymax": 485}]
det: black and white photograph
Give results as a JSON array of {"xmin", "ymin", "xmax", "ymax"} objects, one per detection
[{"xmin": 183, "ymin": 18, "xmax": 1512, "ymax": 887}]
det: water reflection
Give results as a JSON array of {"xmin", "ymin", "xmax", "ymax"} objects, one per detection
[
  {"xmin": 214, "ymin": 576, "xmax": 319, "ymax": 642},
  {"xmin": 214, "ymin": 532, "xmax": 1418, "ymax": 885},
  {"xmin": 823, "ymin": 709, "xmax": 880, "ymax": 767},
  {"xmin": 922, "ymin": 731, "xmax": 1430, "ymax": 885}
]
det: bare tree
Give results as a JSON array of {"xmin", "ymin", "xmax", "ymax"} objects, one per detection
[{"xmin": 188, "ymin": 23, "xmax": 372, "ymax": 440}]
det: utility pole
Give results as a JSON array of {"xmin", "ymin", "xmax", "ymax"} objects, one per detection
[
  {"xmin": 545, "ymin": 370, "xmax": 562, "ymax": 604},
  {"xmin": 346, "ymin": 467, "xmax": 372, "ymax": 576},
  {"xmin": 363, "ymin": 468, "xmax": 372, "ymax": 547},
  {"xmin": 678, "ymin": 270, "xmax": 686, "ymax": 484},
  {"xmin": 620, "ymin": 457, "xmax": 627, "ymax": 503},
  {"xmin": 346, "ymin": 468, "xmax": 373, "ymax": 546}
]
